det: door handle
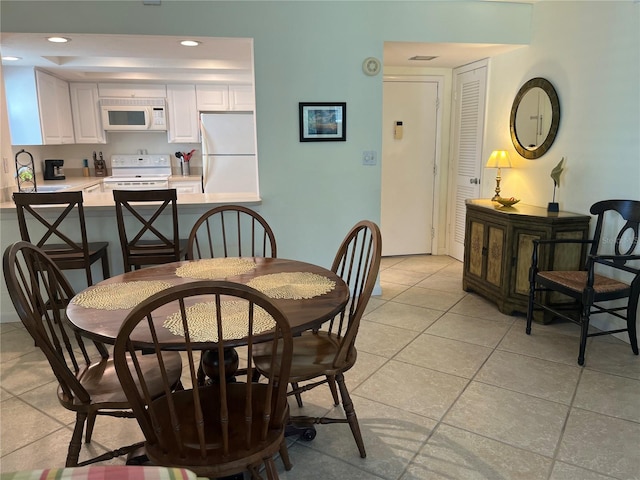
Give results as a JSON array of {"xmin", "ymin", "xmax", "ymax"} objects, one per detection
[{"xmin": 470, "ymin": 178, "xmax": 479, "ymax": 184}]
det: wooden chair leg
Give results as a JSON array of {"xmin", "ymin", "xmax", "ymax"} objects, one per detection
[
  {"xmin": 85, "ymin": 411, "xmax": 97, "ymax": 443},
  {"xmin": 578, "ymin": 308, "xmax": 590, "ymax": 366},
  {"xmin": 336, "ymin": 372, "xmax": 366, "ymax": 458},
  {"xmin": 66, "ymin": 412, "xmax": 88, "ymax": 467},
  {"xmin": 629, "ymin": 310, "xmax": 639, "ymax": 355},
  {"xmin": 263, "ymin": 456, "xmax": 279, "ymax": 480},
  {"xmin": 291, "ymin": 382, "xmax": 303, "ymax": 408},
  {"xmin": 327, "ymin": 375, "xmax": 339, "ymax": 405},
  {"xmin": 101, "ymin": 253, "xmax": 110, "ymax": 281},
  {"xmin": 279, "ymin": 439, "xmax": 292, "ymax": 471}
]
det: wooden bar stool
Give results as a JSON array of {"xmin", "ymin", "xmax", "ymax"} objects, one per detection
[
  {"xmin": 13, "ymin": 191, "xmax": 109, "ymax": 286},
  {"xmin": 113, "ymin": 189, "xmax": 188, "ymax": 271}
]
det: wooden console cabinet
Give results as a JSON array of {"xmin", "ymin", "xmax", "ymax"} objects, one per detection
[{"xmin": 462, "ymin": 199, "xmax": 590, "ymax": 321}]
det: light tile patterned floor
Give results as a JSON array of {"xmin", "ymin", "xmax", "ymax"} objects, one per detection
[{"xmin": 1, "ymin": 255, "xmax": 639, "ymax": 479}]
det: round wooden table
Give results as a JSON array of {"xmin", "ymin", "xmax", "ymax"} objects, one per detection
[{"xmin": 66, "ymin": 257, "xmax": 350, "ymax": 347}]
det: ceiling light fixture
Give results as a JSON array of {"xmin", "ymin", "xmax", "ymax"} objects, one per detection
[
  {"xmin": 2, "ymin": 56, "xmax": 21, "ymax": 61},
  {"xmin": 409, "ymin": 55, "xmax": 437, "ymax": 61},
  {"xmin": 47, "ymin": 36, "xmax": 70, "ymax": 43},
  {"xmin": 180, "ymin": 40, "xmax": 200, "ymax": 47}
]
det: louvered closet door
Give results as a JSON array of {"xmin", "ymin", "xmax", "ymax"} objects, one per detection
[{"xmin": 448, "ymin": 61, "xmax": 487, "ymax": 261}]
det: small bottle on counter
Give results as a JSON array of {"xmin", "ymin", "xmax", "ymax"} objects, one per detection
[{"xmin": 82, "ymin": 159, "xmax": 90, "ymax": 177}]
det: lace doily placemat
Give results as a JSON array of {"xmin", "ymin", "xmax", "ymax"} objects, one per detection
[
  {"xmin": 175, "ymin": 258, "xmax": 257, "ymax": 280},
  {"xmin": 72, "ymin": 281, "xmax": 172, "ymax": 310},
  {"xmin": 163, "ymin": 301, "xmax": 275, "ymax": 341},
  {"xmin": 246, "ymin": 272, "xmax": 336, "ymax": 299}
]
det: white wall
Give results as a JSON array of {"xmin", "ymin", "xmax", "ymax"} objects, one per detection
[{"xmin": 484, "ymin": 2, "xmax": 640, "ymax": 211}]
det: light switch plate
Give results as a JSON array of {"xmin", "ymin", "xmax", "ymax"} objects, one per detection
[{"xmin": 362, "ymin": 151, "xmax": 377, "ymax": 166}]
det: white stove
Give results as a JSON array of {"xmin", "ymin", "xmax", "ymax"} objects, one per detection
[{"xmin": 102, "ymin": 154, "xmax": 172, "ymax": 191}]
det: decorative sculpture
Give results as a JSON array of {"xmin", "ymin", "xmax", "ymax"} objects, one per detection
[{"xmin": 548, "ymin": 157, "xmax": 565, "ymax": 212}]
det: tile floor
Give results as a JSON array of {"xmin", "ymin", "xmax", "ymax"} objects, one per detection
[{"xmin": 1, "ymin": 255, "xmax": 639, "ymax": 479}]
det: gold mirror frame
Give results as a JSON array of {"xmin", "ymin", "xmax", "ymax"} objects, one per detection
[{"xmin": 510, "ymin": 77, "xmax": 560, "ymax": 159}]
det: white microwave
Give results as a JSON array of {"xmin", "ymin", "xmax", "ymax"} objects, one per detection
[{"xmin": 100, "ymin": 98, "xmax": 167, "ymax": 131}]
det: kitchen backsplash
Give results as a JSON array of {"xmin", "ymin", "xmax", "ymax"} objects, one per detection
[{"xmin": 9, "ymin": 131, "xmax": 200, "ymax": 177}]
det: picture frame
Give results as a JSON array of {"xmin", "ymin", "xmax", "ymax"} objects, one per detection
[{"xmin": 299, "ymin": 102, "xmax": 346, "ymax": 142}]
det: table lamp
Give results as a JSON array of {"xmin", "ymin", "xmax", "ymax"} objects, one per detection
[{"xmin": 486, "ymin": 150, "xmax": 512, "ymax": 201}]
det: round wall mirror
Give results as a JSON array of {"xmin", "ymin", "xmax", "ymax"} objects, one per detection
[{"xmin": 510, "ymin": 77, "xmax": 560, "ymax": 159}]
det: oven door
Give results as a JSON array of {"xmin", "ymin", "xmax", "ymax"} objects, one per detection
[{"xmin": 102, "ymin": 179, "xmax": 169, "ymax": 191}]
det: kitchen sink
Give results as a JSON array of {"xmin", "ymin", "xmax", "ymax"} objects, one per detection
[{"xmin": 35, "ymin": 185, "xmax": 70, "ymax": 193}]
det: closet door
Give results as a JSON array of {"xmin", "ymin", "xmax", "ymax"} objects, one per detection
[{"xmin": 448, "ymin": 60, "xmax": 487, "ymax": 261}]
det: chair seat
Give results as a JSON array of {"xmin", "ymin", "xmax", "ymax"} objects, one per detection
[
  {"xmin": 45, "ymin": 242, "xmax": 109, "ymax": 263},
  {"xmin": 537, "ymin": 270, "xmax": 630, "ymax": 297},
  {"xmin": 254, "ymin": 331, "xmax": 357, "ymax": 381},
  {"xmin": 145, "ymin": 383, "xmax": 286, "ymax": 475},
  {"xmin": 60, "ymin": 351, "xmax": 183, "ymax": 409},
  {"xmin": 127, "ymin": 239, "xmax": 189, "ymax": 265}
]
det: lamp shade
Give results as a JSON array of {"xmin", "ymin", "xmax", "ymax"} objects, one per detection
[{"xmin": 486, "ymin": 150, "xmax": 512, "ymax": 169}]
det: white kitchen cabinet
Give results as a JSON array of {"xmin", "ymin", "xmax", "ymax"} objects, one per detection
[
  {"xmin": 70, "ymin": 83, "xmax": 106, "ymax": 144},
  {"xmin": 97, "ymin": 83, "xmax": 166, "ymax": 98},
  {"xmin": 4, "ymin": 67, "xmax": 75, "ymax": 145},
  {"xmin": 196, "ymin": 85, "xmax": 229, "ymax": 111},
  {"xmin": 169, "ymin": 178, "xmax": 202, "ymax": 193},
  {"xmin": 166, "ymin": 84, "xmax": 200, "ymax": 143},
  {"xmin": 196, "ymin": 84, "xmax": 254, "ymax": 111},
  {"xmin": 229, "ymin": 85, "xmax": 255, "ymax": 111}
]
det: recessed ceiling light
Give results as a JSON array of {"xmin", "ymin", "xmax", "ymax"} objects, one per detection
[
  {"xmin": 409, "ymin": 55, "xmax": 437, "ymax": 61},
  {"xmin": 180, "ymin": 40, "xmax": 200, "ymax": 47},
  {"xmin": 47, "ymin": 36, "xmax": 70, "ymax": 43},
  {"xmin": 2, "ymin": 56, "xmax": 21, "ymax": 61}
]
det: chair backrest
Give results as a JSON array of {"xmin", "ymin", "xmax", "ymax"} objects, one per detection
[
  {"xmin": 113, "ymin": 281, "xmax": 292, "ymax": 473},
  {"xmin": 113, "ymin": 189, "xmax": 181, "ymax": 270},
  {"xmin": 589, "ymin": 200, "xmax": 640, "ymax": 262},
  {"xmin": 187, "ymin": 205, "xmax": 277, "ymax": 259},
  {"xmin": 326, "ymin": 220, "xmax": 382, "ymax": 369},
  {"xmin": 2, "ymin": 241, "xmax": 105, "ymax": 406},
  {"xmin": 13, "ymin": 191, "xmax": 91, "ymax": 261}
]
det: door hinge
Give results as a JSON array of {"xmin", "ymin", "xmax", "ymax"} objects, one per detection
[{"xmin": 432, "ymin": 227, "xmax": 435, "ymax": 238}]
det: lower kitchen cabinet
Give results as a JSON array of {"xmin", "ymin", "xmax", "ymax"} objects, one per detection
[{"xmin": 463, "ymin": 199, "xmax": 590, "ymax": 322}]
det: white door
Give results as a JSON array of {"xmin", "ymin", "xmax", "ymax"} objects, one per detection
[
  {"xmin": 447, "ymin": 61, "xmax": 488, "ymax": 261},
  {"xmin": 381, "ymin": 78, "xmax": 439, "ymax": 256}
]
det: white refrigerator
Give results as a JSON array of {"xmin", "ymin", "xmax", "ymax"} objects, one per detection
[{"xmin": 200, "ymin": 112, "xmax": 258, "ymax": 196}]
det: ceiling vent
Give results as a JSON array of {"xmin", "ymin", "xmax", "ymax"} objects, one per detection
[{"xmin": 409, "ymin": 55, "xmax": 438, "ymax": 61}]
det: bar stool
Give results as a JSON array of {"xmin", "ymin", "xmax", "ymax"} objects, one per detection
[
  {"xmin": 13, "ymin": 191, "xmax": 110, "ymax": 286},
  {"xmin": 113, "ymin": 189, "xmax": 188, "ymax": 271}
]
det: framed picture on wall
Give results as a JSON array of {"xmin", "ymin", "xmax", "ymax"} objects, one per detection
[{"xmin": 299, "ymin": 102, "xmax": 346, "ymax": 142}]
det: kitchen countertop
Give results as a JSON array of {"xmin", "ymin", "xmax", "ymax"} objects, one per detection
[{"xmin": 0, "ymin": 175, "xmax": 261, "ymax": 211}]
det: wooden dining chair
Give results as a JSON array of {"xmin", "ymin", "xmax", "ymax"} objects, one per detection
[
  {"xmin": 113, "ymin": 280, "xmax": 293, "ymax": 479},
  {"xmin": 187, "ymin": 204, "xmax": 277, "ymax": 259},
  {"xmin": 253, "ymin": 220, "xmax": 382, "ymax": 458},
  {"xmin": 527, "ymin": 199, "xmax": 640, "ymax": 365},
  {"xmin": 113, "ymin": 189, "xmax": 188, "ymax": 271},
  {"xmin": 2, "ymin": 241, "xmax": 183, "ymax": 467},
  {"xmin": 13, "ymin": 191, "xmax": 109, "ymax": 287}
]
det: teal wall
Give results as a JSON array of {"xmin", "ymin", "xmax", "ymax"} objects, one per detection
[{"xmin": 0, "ymin": 0, "xmax": 532, "ymax": 267}]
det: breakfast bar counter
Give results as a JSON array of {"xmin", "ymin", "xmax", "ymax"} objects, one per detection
[{"xmin": 0, "ymin": 178, "xmax": 262, "ymax": 322}]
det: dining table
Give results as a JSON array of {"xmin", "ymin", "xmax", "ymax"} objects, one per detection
[{"xmin": 65, "ymin": 256, "xmax": 349, "ymax": 351}]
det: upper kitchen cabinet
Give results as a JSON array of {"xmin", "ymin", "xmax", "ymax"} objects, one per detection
[
  {"xmin": 166, "ymin": 84, "xmax": 199, "ymax": 143},
  {"xmin": 196, "ymin": 85, "xmax": 255, "ymax": 112},
  {"xmin": 97, "ymin": 83, "xmax": 166, "ymax": 98},
  {"xmin": 4, "ymin": 67, "xmax": 75, "ymax": 145},
  {"xmin": 69, "ymin": 83, "xmax": 106, "ymax": 144}
]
